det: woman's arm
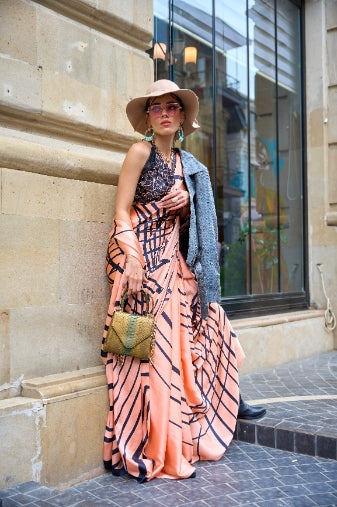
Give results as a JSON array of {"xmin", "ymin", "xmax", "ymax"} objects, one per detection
[
  {"xmin": 114, "ymin": 142, "xmax": 149, "ymax": 223},
  {"xmin": 114, "ymin": 141, "xmax": 151, "ymax": 294}
]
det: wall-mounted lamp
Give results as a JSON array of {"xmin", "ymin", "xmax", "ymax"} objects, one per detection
[
  {"xmin": 184, "ymin": 46, "xmax": 197, "ymax": 65},
  {"xmin": 153, "ymin": 42, "xmax": 167, "ymax": 61}
]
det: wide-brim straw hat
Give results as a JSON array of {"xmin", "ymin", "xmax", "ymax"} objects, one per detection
[{"xmin": 126, "ymin": 79, "xmax": 200, "ymax": 137}]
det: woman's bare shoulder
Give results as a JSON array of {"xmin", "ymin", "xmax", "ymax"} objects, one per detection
[
  {"xmin": 127, "ymin": 141, "xmax": 152, "ymax": 160},
  {"xmin": 120, "ymin": 141, "xmax": 152, "ymax": 178}
]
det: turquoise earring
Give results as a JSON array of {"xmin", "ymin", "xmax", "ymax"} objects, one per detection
[
  {"xmin": 143, "ymin": 127, "xmax": 154, "ymax": 142},
  {"xmin": 177, "ymin": 125, "xmax": 184, "ymax": 142}
]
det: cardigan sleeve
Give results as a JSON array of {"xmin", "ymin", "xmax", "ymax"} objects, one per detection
[
  {"xmin": 194, "ymin": 168, "xmax": 221, "ymax": 307},
  {"xmin": 180, "ymin": 150, "xmax": 221, "ymax": 318}
]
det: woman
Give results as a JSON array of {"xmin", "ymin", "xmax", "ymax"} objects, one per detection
[{"xmin": 101, "ymin": 80, "xmax": 262, "ymax": 482}]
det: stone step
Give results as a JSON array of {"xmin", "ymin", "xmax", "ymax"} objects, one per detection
[{"xmin": 235, "ymin": 396, "xmax": 337, "ymax": 461}]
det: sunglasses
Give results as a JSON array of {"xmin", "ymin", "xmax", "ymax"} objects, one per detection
[{"xmin": 147, "ymin": 102, "xmax": 182, "ymax": 117}]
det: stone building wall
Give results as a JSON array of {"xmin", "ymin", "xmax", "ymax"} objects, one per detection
[
  {"xmin": 0, "ymin": 0, "xmax": 152, "ymax": 488},
  {"xmin": 0, "ymin": 0, "xmax": 152, "ymax": 399},
  {"xmin": 305, "ymin": 0, "xmax": 337, "ymax": 348}
]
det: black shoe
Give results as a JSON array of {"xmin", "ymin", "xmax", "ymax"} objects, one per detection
[{"xmin": 238, "ymin": 396, "xmax": 266, "ymax": 420}]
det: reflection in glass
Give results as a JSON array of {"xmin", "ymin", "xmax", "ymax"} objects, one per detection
[
  {"xmin": 152, "ymin": 0, "xmax": 304, "ymax": 303},
  {"xmin": 215, "ymin": 0, "xmax": 249, "ymax": 297},
  {"xmin": 249, "ymin": 1, "xmax": 280, "ymax": 294},
  {"xmin": 277, "ymin": 0, "xmax": 304, "ymax": 293}
]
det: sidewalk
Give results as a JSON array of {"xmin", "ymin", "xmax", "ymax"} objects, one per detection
[
  {"xmin": 236, "ymin": 350, "xmax": 337, "ymax": 461},
  {"xmin": 1, "ymin": 351, "xmax": 337, "ymax": 506}
]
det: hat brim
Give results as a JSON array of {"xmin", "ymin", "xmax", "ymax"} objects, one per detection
[{"xmin": 126, "ymin": 84, "xmax": 199, "ymax": 137}]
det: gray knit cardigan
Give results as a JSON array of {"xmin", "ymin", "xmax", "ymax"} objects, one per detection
[{"xmin": 180, "ymin": 150, "xmax": 221, "ymax": 319}]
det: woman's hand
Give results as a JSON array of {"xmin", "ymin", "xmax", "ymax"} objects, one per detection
[
  {"xmin": 157, "ymin": 189, "xmax": 190, "ymax": 213},
  {"xmin": 123, "ymin": 255, "xmax": 147, "ymax": 295}
]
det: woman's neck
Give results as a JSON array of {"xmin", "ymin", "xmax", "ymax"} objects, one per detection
[
  {"xmin": 152, "ymin": 137, "xmax": 174, "ymax": 167},
  {"xmin": 152, "ymin": 134, "xmax": 175, "ymax": 155}
]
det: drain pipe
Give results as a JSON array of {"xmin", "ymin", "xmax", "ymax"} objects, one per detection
[{"xmin": 316, "ymin": 263, "xmax": 337, "ymax": 331}]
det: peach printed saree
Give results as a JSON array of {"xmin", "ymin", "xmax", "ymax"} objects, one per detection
[{"xmin": 101, "ymin": 153, "xmax": 244, "ymax": 482}]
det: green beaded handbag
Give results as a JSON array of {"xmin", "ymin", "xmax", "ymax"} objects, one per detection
[{"xmin": 103, "ymin": 289, "xmax": 156, "ymax": 365}]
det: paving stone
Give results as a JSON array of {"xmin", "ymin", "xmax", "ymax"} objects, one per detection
[
  {"xmin": 1, "ymin": 493, "xmax": 36, "ymax": 505},
  {"xmin": 317, "ymin": 434, "xmax": 337, "ymax": 459},
  {"xmin": 304, "ymin": 480, "xmax": 337, "ymax": 494},
  {"xmin": 251, "ymin": 476, "xmax": 284, "ymax": 489},
  {"xmin": 283, "ymin": 498, "xmax": 317, "ymax": 507},
  {"xmin": 22, "ymin": 487, "xmax": 58, "ymax": 501},
  {"xmin": 276, "ymin": 473, "xmax": 306, "ymax": 486},
  {"xmin": 128, "ymin": 501, "xmax": 163, "ymax": 507},
  {"xmin": 256, "ymin": 425, "xmax": 275, "ymax": 448},
  {"xmin": 276, "ymin": 428, "xmax": 295, "ymax": 452},
  {"xmin": 134, "ymin": 485, "xmax": 164, "ymax": 500},
  {"xmin": 178, "ymin": 487, "xmax": 213, "ymax": 502},
  {"xmin": 38, "ymin": 491, "xmax": 88, "ymax": 506},
  {"xmin": 202, "ymin": 483, "xmax": 236, "ymax": 496},
  {"xmin": 2, "ymin": 500, "xmax": 27, "ymax": 507},
  {"xmin": 256, "ymin": 502, "xmax": 288, "ymax": 507},
  {"xmin": 229, "ymin": 488, "xmax": 263, "ymax": 504},
  {"xmin": 156, "ymin": 491, "xmax": 190, "ymax": 505},
  {"xmin": 2, "ymin": 442, "xmax": 337, "ymax": 506},
  {"xmin": 307, "ymin": 492, "xmax": 337, "ymax": 505},
  {"xmin": 203, "ymin": 495, "xmax": 240, "ymax": 506},
  {"xmin": 74, "ymin": 500, "xmax": 110, "ymax": 506}
]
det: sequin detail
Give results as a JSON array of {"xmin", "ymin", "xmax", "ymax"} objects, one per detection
[{"xmin": 134, "ymin": 145, "xmax": 176, "ymax": 203}]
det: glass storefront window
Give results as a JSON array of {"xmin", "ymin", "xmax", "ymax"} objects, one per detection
[
  {"xmin": 215, "ymin": 0, "xmax": 250, "ymax": 297},
  {"xmin": 152, "ymin": 0, "xmax": 306, "ymax": 316}
]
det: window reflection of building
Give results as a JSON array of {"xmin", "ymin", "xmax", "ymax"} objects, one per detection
[{"xmin": 151, "ymin": 0, "xmax": 305, "ymax": 312}]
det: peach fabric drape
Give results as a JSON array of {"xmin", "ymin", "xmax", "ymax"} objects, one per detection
[{"xmin": 101, "ymin": 156, "xmax": 244, "ymax": 482}]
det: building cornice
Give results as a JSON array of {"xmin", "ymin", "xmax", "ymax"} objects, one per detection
[{"xmin": 33, "ymin": 0, "xmax": 152, "ymax": 50}]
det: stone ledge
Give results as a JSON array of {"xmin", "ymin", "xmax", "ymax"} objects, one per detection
[
  {"xmin": 18, "ymin": 311, "xmax": 327, "ymax": 402},
  {"xmin": 33, "ymin": 0, "xmax": 152, "ymax": 50},
  {"xmin": 0, "ymin": 104, "xmax": 137, "ymax": 152},
  {"xmin": 0, "ymin": 367, "xmax": 108, "ymax": 489},
  {"xmin": 326, "ymin": 211, "xmax": 337, "ymax": 225},
  {"xmin": 0, "ymin": 396, "xmax": 44, "ymax": 415},
  {"xmin": 21, "ymin": 365, "xmax": 107, "ymax": 403},
  {"xmin": 233, "ymin": 309, "xmax": 325, "ymax": 330},
  {"xmin": 0, "ymin": 132, "xmax": 123, "ymax": 185}
]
